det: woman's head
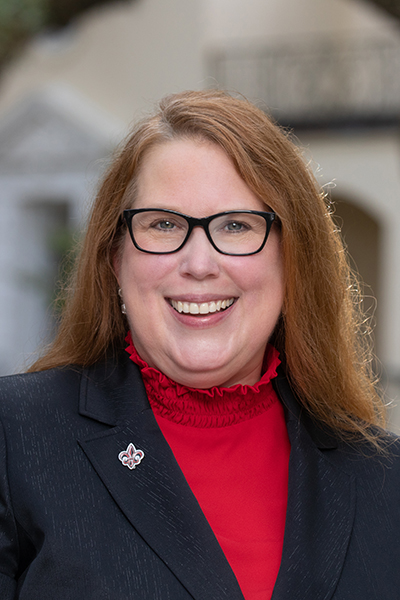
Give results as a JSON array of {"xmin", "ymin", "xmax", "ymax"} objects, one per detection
[
  {"xmin": 32, "ymin": 90, "xmax": 384, "ymax": 436},
  {"xmin": 71, "ymin": 90, "xmax": 329, "ymax": 356}
]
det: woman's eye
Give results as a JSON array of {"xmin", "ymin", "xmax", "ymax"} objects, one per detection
[
  {"xmin": 151, "ymin": 220, "xmax": 176, "ymax": 230},
  {"xmin": 224, "ymin": 221, "xmax": 249, "ymax": 232}
]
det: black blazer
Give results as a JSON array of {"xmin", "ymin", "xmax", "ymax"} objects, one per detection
[{"xmin": 0, "ymin": 350, "xmax": 399, "ymax": 599}]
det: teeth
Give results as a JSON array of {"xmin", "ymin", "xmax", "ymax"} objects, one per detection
[
  {"xmin": 189, "ymin": 303, "xmax": 199, "ymax": 314},
  {"xmin": 199, "ymin": 303, "xmax": 209, "ymax": 314},
  {"xmin": 171, "ymin": 298, "xmax": 234, "ymax": 315}
]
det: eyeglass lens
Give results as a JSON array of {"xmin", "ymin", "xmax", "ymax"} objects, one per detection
[{"xmin": 129, "ymin": 210, "xmax": 269, "ymax": 255}]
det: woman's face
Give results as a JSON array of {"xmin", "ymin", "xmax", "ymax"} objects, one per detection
[{"xmin": 115, "ymin": 138, "xmax": 284, "ymax": 388}]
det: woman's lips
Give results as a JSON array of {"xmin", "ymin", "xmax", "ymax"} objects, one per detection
[{"xmin": 169, "ymin": 298, "xmax": 235, "ymax": 315}]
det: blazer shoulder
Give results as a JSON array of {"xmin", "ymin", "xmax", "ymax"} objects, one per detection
[
  {"xmin": 0, "ymin": 352, "xmax": 145, "ymax": 427},
  {"xmin": 0, "ymin": 366, "xmax": 83, "ymax": 420},
  {"xmin": 274, "ymin": 365, "xmax": 400, "ymax": 497}
]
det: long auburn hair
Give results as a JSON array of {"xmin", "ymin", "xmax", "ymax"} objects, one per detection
[{"xmin": 30, "ymin": 90, "xmax": 386, "ymax": 439}]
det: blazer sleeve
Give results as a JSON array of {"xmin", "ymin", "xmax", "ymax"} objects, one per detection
[{"xmin": 0, "ymin": 418, "xmax": 18, "ymax": 598}]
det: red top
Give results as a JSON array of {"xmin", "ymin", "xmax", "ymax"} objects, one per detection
[{"xmin": 126, "ymin": 333, "xmax": 290, "ymax": 600}]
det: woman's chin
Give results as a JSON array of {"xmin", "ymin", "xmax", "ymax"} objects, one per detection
[
  {"xmin": 172, "ymin": 370, "xmax": 232, "ymax": 390},
  {"xmin": 154, "ymin": 352, "xmax": 227, "ymax": 388},
  {"xmin": 164, "ymin": 352, "xmax": 261, "ymax": 389}
]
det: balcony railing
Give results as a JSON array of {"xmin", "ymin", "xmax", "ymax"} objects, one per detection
[{"xmin": 208, "ymin": 37, "xmax": 400, "ymax": 128}]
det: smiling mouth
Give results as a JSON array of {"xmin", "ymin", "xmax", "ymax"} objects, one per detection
[{"xmin": 170, "ymin": 298, "xmax": 235, "ymax": 315}]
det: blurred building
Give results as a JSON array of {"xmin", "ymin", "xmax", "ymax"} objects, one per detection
[
  {"xmin": 0, "ymin": 0, "xmax": 399, "ymax": 427},
  {"xmin": 0, "ymin": 0, "xmax": 203, "ymax": 372}
]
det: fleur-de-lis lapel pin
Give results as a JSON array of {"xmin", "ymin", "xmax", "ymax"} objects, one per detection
[{"xmin": 118, "ymin": 443, "xmax": 145, "ymax": 470}]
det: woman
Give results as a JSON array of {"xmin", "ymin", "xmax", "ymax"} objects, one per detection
[{"xmin": 0, "ymin": 90, "xmax": 398, "ymax": 600}]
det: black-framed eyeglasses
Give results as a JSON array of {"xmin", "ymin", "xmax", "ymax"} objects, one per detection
[{"xmin": 123, "ymin": 208, "xmax": 276, "ymax": 256}]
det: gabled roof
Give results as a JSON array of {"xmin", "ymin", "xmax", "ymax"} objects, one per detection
[{"xmin": 0, "ymin": 85, "xmax": 124, "ymax": 175}]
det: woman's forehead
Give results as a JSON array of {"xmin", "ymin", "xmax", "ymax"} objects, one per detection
[{"xmin": 133, "ymin": 138, "xmax": 268, "ymax": 215}]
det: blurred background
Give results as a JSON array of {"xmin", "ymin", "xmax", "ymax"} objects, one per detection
[{"xmin": 0, "ymin": 0, "xmax": 399, "ymax": 429}]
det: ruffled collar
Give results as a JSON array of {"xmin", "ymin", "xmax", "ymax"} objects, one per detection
[{"xmin": 125, "ymin": 332, "xmax": 281, "ymax": 428}]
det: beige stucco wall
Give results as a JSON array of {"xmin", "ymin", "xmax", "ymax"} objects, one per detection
[
  {"xmin": 1, "ymin": 0, "xmax": 397, "ymax": 125},
  {"xmin": 203, "ymin": 0, "xmax": 398, "ymax": 44},
  {"xmin": 0, "ymin": 0, "xmax": 204, "ymax": 124}
]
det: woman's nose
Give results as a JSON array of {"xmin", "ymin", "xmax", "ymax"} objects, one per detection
[{"xmin": 178, "ymin": 226, "xmax": 220, "ymax": 280}]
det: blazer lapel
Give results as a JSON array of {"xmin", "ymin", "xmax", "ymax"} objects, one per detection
[
  {"xmin": 78, "ymin": 353, "xmax": 244, "ymax": 600},
  {"xmin": 272, "ymin": 372, "xmax": 356, "ymax": 600}
]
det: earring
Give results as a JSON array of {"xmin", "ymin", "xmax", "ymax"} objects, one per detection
[{"xmin": 118, "ymin": 288, "xmax": 127, "ymax": 315}]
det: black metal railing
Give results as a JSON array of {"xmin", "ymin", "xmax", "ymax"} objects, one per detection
[{"xmin": 208, "ymin": 37, "xmax": 400, "ymax": 128}]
